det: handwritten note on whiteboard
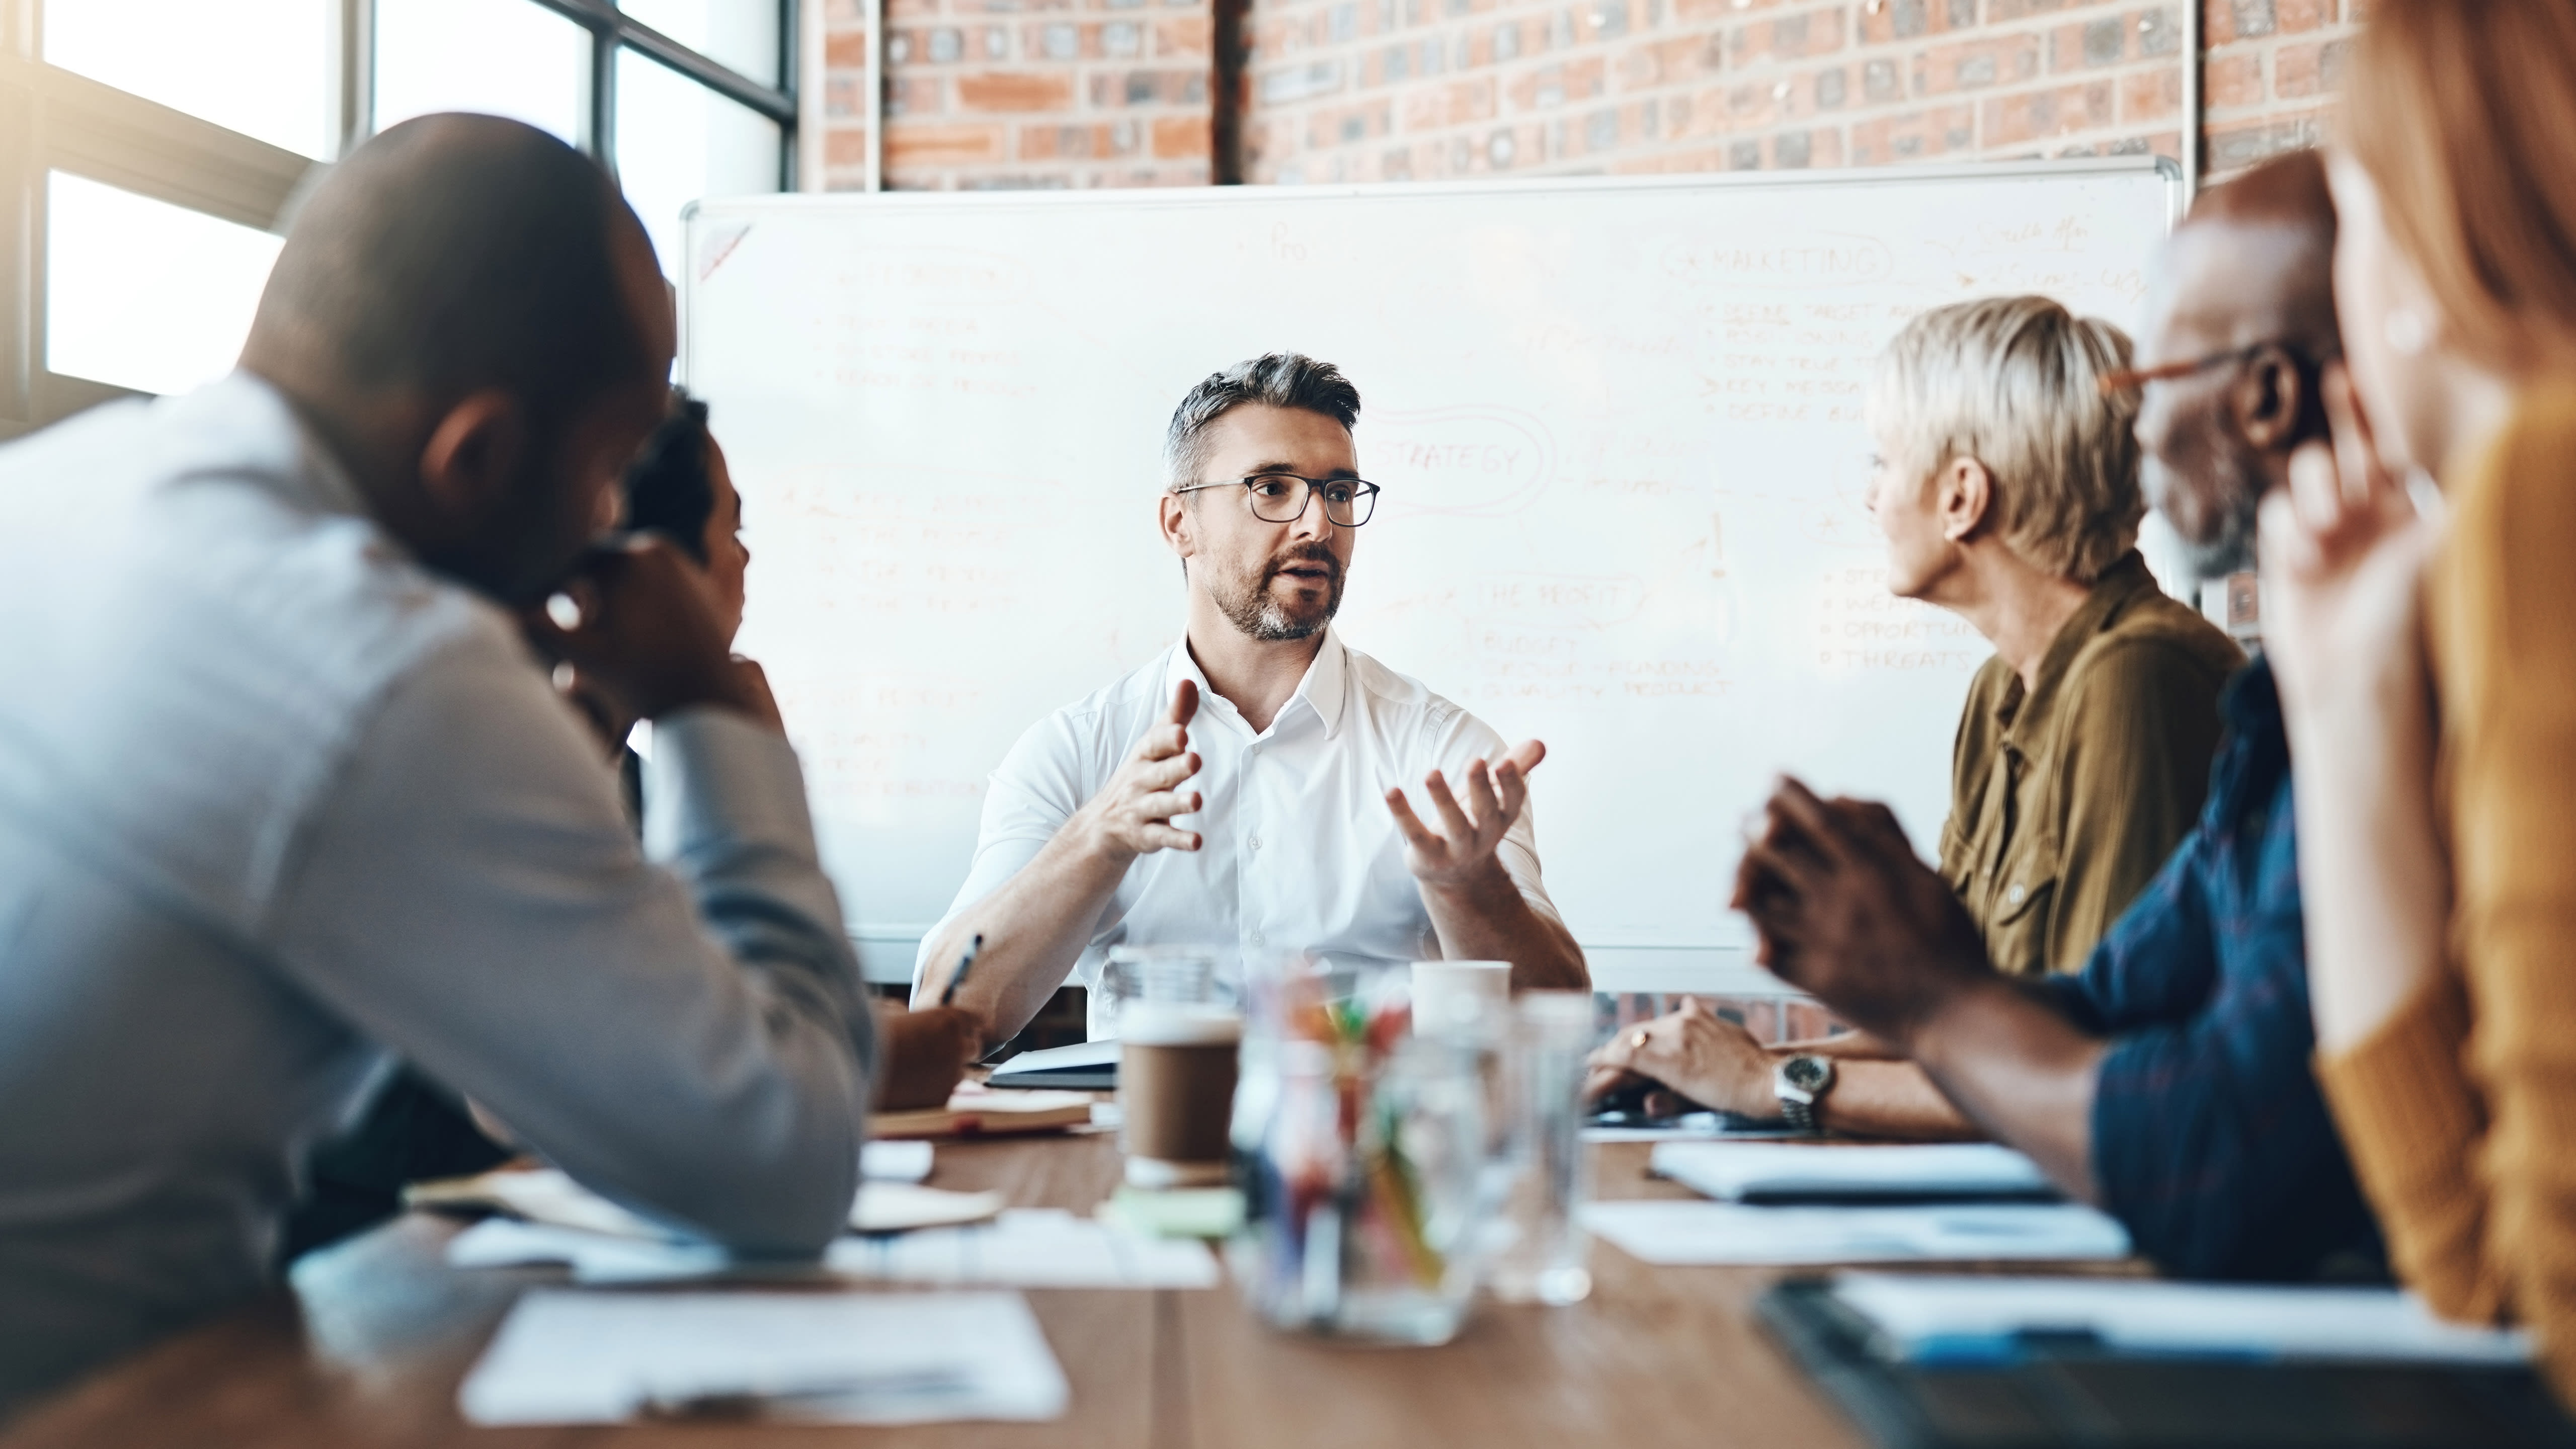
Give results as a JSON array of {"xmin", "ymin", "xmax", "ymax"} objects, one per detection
[{"xmin": 683, "ymin": 164, "xmax": 2178, "ymax": 979}]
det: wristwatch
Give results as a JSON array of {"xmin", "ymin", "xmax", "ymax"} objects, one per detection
[{"xmin": 1773, "ymin": 1054, "xmax": 1836, "ymax": 1133}]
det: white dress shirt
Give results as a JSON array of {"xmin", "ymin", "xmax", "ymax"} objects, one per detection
[
  {"xmin": 917, "ymin": 630, "xmax": 1561, "ymax": 1036},
  {"xmin": 0, "ymin": 374, "xmax": 875, "ymax": 1415}
]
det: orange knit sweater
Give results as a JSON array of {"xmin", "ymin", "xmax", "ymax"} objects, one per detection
[{"xmin": 2315, "ymin": 377, "xmax": 2576, "ymax": 1399}]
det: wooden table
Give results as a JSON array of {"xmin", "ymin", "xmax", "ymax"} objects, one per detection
[{"xmin": 0, "ymin": 1137, "xmax": 1861, "ymax": 1448}]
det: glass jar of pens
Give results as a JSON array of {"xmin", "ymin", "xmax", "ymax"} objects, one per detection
[{"xmin": 1232, "ymin": 955, "xmax": 1487, "ymax": 1345}]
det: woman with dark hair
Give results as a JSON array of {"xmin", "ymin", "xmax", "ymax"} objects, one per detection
[
  {"xmin": 624, "ymin": 390, "xmax": 751, "ymax": 638},
  {"xmin": 563, "ymin": 391, "xmax": 764, "ymax": 793}
]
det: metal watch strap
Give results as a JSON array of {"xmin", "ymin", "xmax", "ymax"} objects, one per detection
[{"xmin": 1774, "ymin": 1055, "xmax": 1832, "ymax": 1132}]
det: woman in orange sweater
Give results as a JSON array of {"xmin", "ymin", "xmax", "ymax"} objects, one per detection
[{"xmin": 2259, "ymin": 0, "xmax": 2576, "ymax": 1403}]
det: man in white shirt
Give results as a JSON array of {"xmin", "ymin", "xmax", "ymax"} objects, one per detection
[
  {"xmin": 0, "ymin": 116, "xmax": 968, "ymax": 1417},
  {"xmin": 916, "ymin": 354, "xmax": 1588, "ymax": 1041}
]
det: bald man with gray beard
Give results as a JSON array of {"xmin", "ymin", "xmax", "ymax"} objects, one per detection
[{"xmin": 0, "ymin": 117, "xmax": 889, "ymax": 1416}]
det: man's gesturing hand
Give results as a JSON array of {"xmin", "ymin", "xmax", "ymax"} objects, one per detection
[
  {"xmin": 1077, "ymin": 679, "xmax": 1205, "ymax": 862},
  {"xmin": 1388, "ymin": 740, "xmax": 1546, "ymax": 890},
  {"xmin": 1731, "ymin": 777, "xmax": 1991, "ymax": 1049}
]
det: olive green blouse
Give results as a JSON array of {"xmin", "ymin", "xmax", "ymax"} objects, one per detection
[{"xmin": 1937, "ymin": 552, "xmax": 2246, "ymax": 978}]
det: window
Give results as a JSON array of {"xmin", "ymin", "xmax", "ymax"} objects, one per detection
[
  {"xmin": 43, "ymin": 0, "xmax": 338, "ymax": 157},
  {"xmin": 46, "ymin": 172, "xmax": 285, "ymax": 396},
  {"xmin": 0, "ymin": 0, "xmax": 798, "ymax": 436},
  {"xmin": 373, "ymin": 0, "xmax": 591, "ymax": 145},
  {"xmin": 615, "ymin": 45, "xmax": 782, "ymax": 278}
]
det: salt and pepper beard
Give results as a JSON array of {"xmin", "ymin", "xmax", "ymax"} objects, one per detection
[{"xmin": 1205, "ymin": 542, "xmax": 1346, "ymax": 641}]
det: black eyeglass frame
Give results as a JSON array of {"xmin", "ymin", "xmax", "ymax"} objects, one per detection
[{"xmin": 1171, "ymin": 473, "xmax": 1384, "ymax": 527}]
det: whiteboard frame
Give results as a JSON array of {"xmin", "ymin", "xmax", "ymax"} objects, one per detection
[{"xmin": 683, "ymin": 156, "xmax": 2187, "ymax": 996}]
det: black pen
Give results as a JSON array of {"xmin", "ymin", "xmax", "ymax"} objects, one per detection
[{"xmin": 940, "ymin": 934, "xmax": 984, "ymax": 1007}]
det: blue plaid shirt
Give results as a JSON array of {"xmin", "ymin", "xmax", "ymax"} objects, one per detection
[{"xmin": 2038, "ymin": 658, "xmax": 2382, "ymax": 1281}]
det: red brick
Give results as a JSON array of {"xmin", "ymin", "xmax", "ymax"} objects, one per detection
[
  {"xmin": 2274, "ymin": 37, "xmax": 2346, "ymax": 97},
  {"xmin": 890, "ymin": 76, "xmax": 944, "ymax": 115},
  {"xmin": 2119, "ymin": 64, "xmax": 2180, "ymax": 122},
  {"xmin": 1152, "ymin": 114, "xmax": 1211, "ymax": 156},
  {"xmin": 1857, "ymin": 0, "xmax": 2006, "ymax": 43},
  {"xmin": 884, "ymin": 121, "xmax": 1008, "ymax": 166},
  {"xmin": 2274, "ymin": 0, "xmax": 2332, "ymax": 31},
  {"xmin": 823, "ymin": 125, "xmax": 873, "ymax": 166},
  {"xmin": 1156, "ymin": 16, "xmax": 1214, "ymax": 55},
  {"xmin": 1980, "ymin": 79, "xmax": 2114, "ymax": 144},
  {"xmin": 1729, "ymin": 7, "xmax": 1847, "ymax": 65},
  {"xmin": 1916, "ymin": 34, "xmax": 2045, "ymax": 95},
  {"xmin": 1616, "ymin": 33, "xmax": 1723, "ymax": 92},
  {"xmin": 1848, "ymin": 101, "xmax": 1976, "ymax": 162},
  {"xmin": 2204, "ymin": 51, "xmax": 2262, "ymax": 109},
  {"xmin": 826, "ymin": 31, "xmax": 870, "ymax": 67},
  {"xmin": 956, "ymin": 70, "xmax": 1077, "ymax": 110},
  {"xmin": 1403, "ymin": 77, "xmax": 1498, "ymax": 128}
]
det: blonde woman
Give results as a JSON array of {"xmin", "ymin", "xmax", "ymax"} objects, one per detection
[
  {"xmin": 1596, "ymin": 296, "xmax": 2242, "ymax": 1144},
  {"xmin": 2261, "ymin": 0, "xmax": 2576, "ymax": 1402}
]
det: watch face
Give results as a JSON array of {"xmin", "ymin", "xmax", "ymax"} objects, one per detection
[{"xmin": 1783, "ymin": 1056, "xmax": 1830, "ymax": 1092}]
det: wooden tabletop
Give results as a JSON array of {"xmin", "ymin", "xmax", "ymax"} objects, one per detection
[{"xmin": 0, "ymin": 1136, "xmax": 1860, "ymax": 1449}]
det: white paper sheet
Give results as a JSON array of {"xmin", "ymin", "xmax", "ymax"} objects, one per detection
[
  {"xmin": 1650, "ymin": 1141, "xmax": 2057, "ymax": 1202},
  {"xmin": 863, "ymin": 1140, "xmax": 935, "ymax": 1182},
  {"xmin": 990, "ymin": 1039, "xmax": 1120, "ymax": 1074},
  {"xmin": 1581, "ymin": 1200, "xmax": 2132, "ymax": 1265},
  {"xmin": 458, "ymin": 1289, "xmax": 1068, "ymax": 1425},
  {"xmin": 1828, "ymin": 1272, "xmax": 2532, "ymax": 1365},
  {"xmin": 449, "ymin": 1208, "xmax": 1221, "ymax": 1289}
]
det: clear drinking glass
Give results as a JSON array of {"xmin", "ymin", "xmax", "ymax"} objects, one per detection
[
  {"xmin": 1233, "ymin": 956, "xmax": 1487, "ymax": 1345},
  {"xmin": 1487, "ymin": 991, "xmax": 1595, "ymax": 1305}
]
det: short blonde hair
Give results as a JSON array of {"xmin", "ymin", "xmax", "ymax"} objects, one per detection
[
  {"xmin": 1868, "ymin": 295, "xmax": 2143, "ymax": 585},
  {"xmin": 2342, "ymin": 0, "xmax": 2576, "ymax": 372}
]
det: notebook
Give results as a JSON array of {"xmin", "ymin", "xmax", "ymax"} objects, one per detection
[
  {"xmin": 985, "ymin": 1039, "xmax": 1120, "ymax": 1091},
  {"xmin": 1652, "ymin": 1141, "xmax": 2059, "ymax": 1204},
  {"xmin": 867, "ymin": 1085, "xmax": 1097, "ymax": 1139}
]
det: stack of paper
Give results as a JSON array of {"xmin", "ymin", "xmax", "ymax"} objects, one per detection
[
  {"xmin": 1650, "ymin": 1141, "xmax": 2058, "ymax": 1202},
  {"xmin": 459, "ymin": 1289, "xmax": 1068, "ymax": 1425},
  {"xmin": 1827, "ymin": 1273, "xmax": 2533, "ymax": 1365},
  {"xmin": 411, "ymin": 1166, "xmax": 1004, "ymax": 1237},
  {"xmin": 1581, "ymin": 1199, "xmax": 2132, "ymax": 1266},
  {"xmin": 449, "ymin": 1207, "xmax": 1222, "ymax": 1289}
]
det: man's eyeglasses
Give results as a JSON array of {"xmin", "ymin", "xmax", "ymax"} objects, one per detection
[
  {"xmin": 1173, "ymin": 473, "xmax": 1383, "ymax": 527},
  {"xmin": 2098, "ymin": 340, "xmax": 2312, "ymax": 396}
]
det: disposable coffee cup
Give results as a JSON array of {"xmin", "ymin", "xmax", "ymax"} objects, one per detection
[
  {"xmin": 1410, "ymin": 959, "xmax": 1512, "ymax": 1044},
  {"xmin": 1118, "ymin": 1003, "xmax": 1243, "ymax": 1189}
]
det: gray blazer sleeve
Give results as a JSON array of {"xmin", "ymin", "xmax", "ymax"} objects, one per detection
[{"xmin": 263, "ymin": 625, "xmax": 873, "ymax": 1254}]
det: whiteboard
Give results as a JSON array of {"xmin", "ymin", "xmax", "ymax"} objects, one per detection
[{"xmin": 682, "ymin": 162, "xmax": 2182, "ymax": 990}]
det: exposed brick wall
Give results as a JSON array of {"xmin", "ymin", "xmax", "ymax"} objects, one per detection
[
  {"xmin": 2200, "ymin": 0, "xmax": 2354, "ymax": 177},
  {"xmin": 814, "ymin": 0, "xmax": 2356, "ymax": 191},
  {"xmin": 817, "ymin": 0, "xmax": 1215, "ymax": 190}
]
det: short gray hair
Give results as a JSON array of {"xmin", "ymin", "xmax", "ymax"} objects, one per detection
[
  {"xmin": 1164, "ymin": 353, "xmax": 1361, "ymax": 488},
  {"xmin": 1868, "ymin": 295, "xmax": 2143, "ymax": 584}
]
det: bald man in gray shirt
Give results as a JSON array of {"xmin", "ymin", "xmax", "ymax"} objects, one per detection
[{"xmin": 0, "ymin": 117, "xmax": 956, "ymax": 1417}]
